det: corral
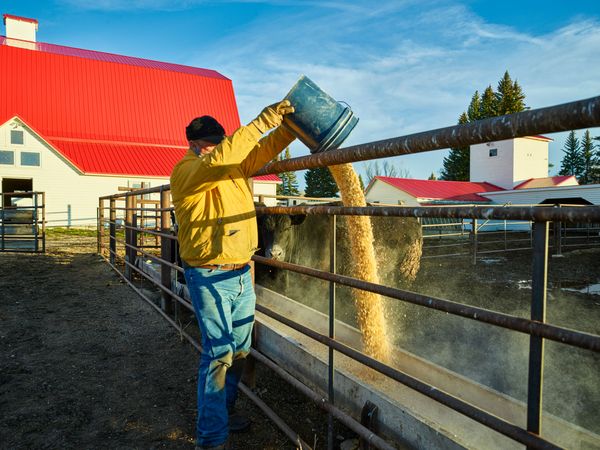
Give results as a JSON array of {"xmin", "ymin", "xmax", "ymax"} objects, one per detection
[{"xmin": 90, "ymin": 96, "xmax": 600, "ymax": 449}]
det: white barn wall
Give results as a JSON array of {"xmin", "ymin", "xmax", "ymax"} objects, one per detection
[
  {"xmin": 0, "ymin": 120, "xmax": 167, "ymax": 226},
  {"xmin": 365, "ymin": 179, "xmax": 419, "ymax": 206}
]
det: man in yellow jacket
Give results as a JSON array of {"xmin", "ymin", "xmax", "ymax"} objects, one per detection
[{"xmin": 170, "ymin": 100, "xmax": 295, "ymax": 450}]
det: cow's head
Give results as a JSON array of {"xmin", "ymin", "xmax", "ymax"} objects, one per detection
[{"xmin": 260, "ymin": 214, "xmax": 306, "ymax": 260}]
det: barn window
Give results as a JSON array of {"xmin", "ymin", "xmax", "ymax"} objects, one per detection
[
  {"xmin": 0, "ymin": 150, "xmax": 15, "ymax": 165},
  {"xmin": 21, "ymin": 152, "xmax": 40, "ymax": 166},
  {"xmin": 10, "ymin": 130, "xmax": 24, "ymax": 145},
  {"xmin": 489, "ymin": 148, "xmax": 498, "ymax": 157}
]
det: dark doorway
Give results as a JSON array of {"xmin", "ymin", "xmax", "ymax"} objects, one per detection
[
  {"xmin": 539, "ymin": 197, "xmax": 593, "ymax": 206},
  {"xmin": 1, "ymin": 178, "xmax": 33, "ymax": 206}
]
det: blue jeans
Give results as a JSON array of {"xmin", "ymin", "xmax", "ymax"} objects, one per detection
[{"xmin": 184, "ymin": 265, "xmax": 256, "ymax": 448}]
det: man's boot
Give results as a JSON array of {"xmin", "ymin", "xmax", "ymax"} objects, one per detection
[{"xmin": 228, "ymin": 408, "xmax": 251, "ymax": 433}]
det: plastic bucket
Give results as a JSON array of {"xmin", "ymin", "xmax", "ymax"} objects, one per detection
[{"xmin": 282, "ymin": 75, "xmax": 359, "ymax": 153}]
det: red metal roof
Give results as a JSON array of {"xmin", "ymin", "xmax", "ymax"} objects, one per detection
[
  {"xmin": 374, "ymin": 176, "xmax": 504, "ymax": 202},
  {"xmin": 253, "ymin": 174, "xmax": 282, "ymax": 182},
  {"xmin": 46, "ymin": 138, "xmax": 187, "ymax": 177},
  {"xmin": 1, "ymin": 34, "xmax": 242, "ymax": 177},
  {"xmin": 513, "ymin": 176, "xmax": 578, "ymax": 190},
  {"xmin": 3, "ymin": 14, "xmax": 38, "ymax": 25}
]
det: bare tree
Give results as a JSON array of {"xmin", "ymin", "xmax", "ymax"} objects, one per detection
[{"xmin": 363, "ymin": 160, "xmax": 411, "ymax": 184}]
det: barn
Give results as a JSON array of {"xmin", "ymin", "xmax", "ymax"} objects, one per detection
[{"xmin": 0, "ymin": 14, "xmax": 280, "ymax": 227}]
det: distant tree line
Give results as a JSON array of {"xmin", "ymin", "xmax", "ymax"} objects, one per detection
[{"xmin": 559, "ymin": 130, "xmax": 600, "ymax": 184}]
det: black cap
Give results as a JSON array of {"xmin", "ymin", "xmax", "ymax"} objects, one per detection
[{"xmin": 186, "ymin": 116, "xmax": 226, "ymax": 144}]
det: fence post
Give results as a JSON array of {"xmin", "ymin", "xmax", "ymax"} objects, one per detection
[
  {"xmin": 125, "ymin": 195, "xmax": 134, "ymax": 280},
  {"xmin": 160, "ymin": 188, "xmax": 174, "ymax": 315},
  {"xmin": 470, "ymin": 218, "xmax": 478, "ymax": 265},
  {"xmin": 554, "ymin": 205, "xmax": 562, "ymax": 257},
  {"xmin": 41, "ymin": 192, "xmax": 46, "ymax": 253},
  {"xmin": 327, "ymin": 214, "xmax": 337, "ymax": 450},
  {"xmin": 33, "ymin": 193, "xmax": 39, "ymax": 252},
  {"xmin": 67, "ymin": 204, "xmax": 71, "ymax": 228},
  {"xmin": 109, "ymin": 198, "xmax": 116, "ymax": 266},
  {"xmin": 97, "ymin": 199, "xmax": 104, "ymax": 255},
  {"xmin": 526, "ymin": 220, "xmax": 549, "ymax": 444}
]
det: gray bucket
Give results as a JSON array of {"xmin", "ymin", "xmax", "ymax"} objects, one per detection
[{"xmin": 282, "ymin": 75, "xmax": 359, "ymax": 153}]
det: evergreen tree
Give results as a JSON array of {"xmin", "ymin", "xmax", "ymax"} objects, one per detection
[
  {"xmin": 495, "ymin": 71, "xmax": 526, "ymax": 115},
  {"xmin": 466, "ymin": 90, "xmax": 482, "ymax": 121},
  {"xmin": 304, "ymin": 167, "xmax": 339, "ymax": 198},
  {"xmin": 276, "ymin": 148, "xmax": 300, "ymax": 196},
  {"xmin": 428, "ymin": 172, "xmax": 437, "ymax": 180},
  {"xmin": 440, "ymin": 112, "xmax": 470, "ymax": 181},
  {"xmin": 558, "ymin": 131, "xmax": 584, "ymax": 180},
  {"xmin": 440, "ymin": 71, "xmax": 526, "ymax": 180},
  {"xmin": 580, "ymin": 130, "xmax": 597, "ymax": 184},
  {"xmin": 479, "ymin": 86, "xmax": 497, "ymax": 118}
]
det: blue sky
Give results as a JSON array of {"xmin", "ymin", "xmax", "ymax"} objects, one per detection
[{"xmin": 4, "ymin": 0, "xmax": 600, "ymax": 184}]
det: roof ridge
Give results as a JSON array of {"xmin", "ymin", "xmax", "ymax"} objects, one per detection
[
  {"xmin": 0, "ymin": 35, "xmax": 229, "ymax": 80},
  {"xmin": 48, "ymin": 136, "xmax": 188, "ymax": 149}
]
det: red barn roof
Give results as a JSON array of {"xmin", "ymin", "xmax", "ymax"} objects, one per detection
[
  {"xmin": 372, "ymin": 176, "xmax": 504, "ymax": 202},
  {"xmin": 513, "ymin": 175, "xmax": 578, "ymax": 189},
  {"xmin": 0, "ymin": 34, "xmax": 243, "ymax": 177}
]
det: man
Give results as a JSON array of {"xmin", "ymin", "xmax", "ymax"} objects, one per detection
[{"xmin": 170, "ymin": 100, "xmax": 295, "ymax": 450}]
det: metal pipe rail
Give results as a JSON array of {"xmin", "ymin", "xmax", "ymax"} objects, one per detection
[
  {"xmin": 254, "ymin": 96, "xmax": 600, "ymax": 176},
  {"xmin": 252, "ymin": 255, "xmax": 600, "ymax": 352},
  {"xmin": 256, "ymin": 204, "xmax": 600, "ymax": 224}
]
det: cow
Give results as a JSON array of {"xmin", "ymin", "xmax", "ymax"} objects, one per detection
[{"xmin": 255, "ymin": 203, "xmax": 423, "ymax": 294}]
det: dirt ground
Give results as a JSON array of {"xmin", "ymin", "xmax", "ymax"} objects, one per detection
[{"xmin": 0, "ymin": 232, "xmax": 353, "ymax": 450}]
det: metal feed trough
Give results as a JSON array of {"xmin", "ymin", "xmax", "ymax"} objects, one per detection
[{"xmin": 98, "ymin": 95, "xmax": 600, "ymax": 450}]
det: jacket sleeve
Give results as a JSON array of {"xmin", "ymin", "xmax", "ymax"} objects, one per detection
[
  {"xmin": 170, "ymin": 124, "xmax": 263, "ymax": 198},
  {"xmin": 240, "ymin": 126, "xmax": 296, "ymax": 177}
]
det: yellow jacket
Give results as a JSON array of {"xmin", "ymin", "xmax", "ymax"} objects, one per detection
[{"xmin": 170, "ymin": 123, "xmax": 294, "ymax": 266}]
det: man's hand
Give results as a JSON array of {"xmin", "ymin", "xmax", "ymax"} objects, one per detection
[{"xmin": 251, "ymin": 100, "xmax": 295, "ymax": 134}]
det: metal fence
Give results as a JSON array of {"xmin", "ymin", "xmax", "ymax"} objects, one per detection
[
  {"xmin": 98, "ymin": 95, "xmax": 600, "ymax": 450},
  {"xmin": 1, "ymin": 191, "xmax": 45, "ymax": 253},
  {"xmin": 421, "ymin": 209, "xmax": 600, "ymax": 262}
]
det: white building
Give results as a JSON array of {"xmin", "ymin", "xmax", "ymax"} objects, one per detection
[{"xmin": 470, "ymin": 136, "xmax": 552, "ymax": 189}]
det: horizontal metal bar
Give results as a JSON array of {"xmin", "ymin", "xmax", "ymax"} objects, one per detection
[
  {"xmin": 101, "ymin": 253, "xmax": 198, "ymax": 345},
  {"xmin": 256, "ymin": 304, "xmax": 561, "ymax": 450},
  {"xmin": 252, "ymin": 255, "xmax": 600, "ymax": 352},
  {"xmin": 248, "ymin": 348, "xmax": 395, "ymax": 450},
  {"xmin": 237, "ymin": 383, "xmax": 312, "ymax": 450},
  {"xmin": 256, "ymin": 205, "xmax": 600, "ymax": 224},
  {"xmin": 123, "ymin": 257, "xmax": 193, "ymax": 313},
  {"xmin": 255, "ymin": 96, "xmax": 600, "ymax": 176},
  {"xmin": 124, "ymin": 241, "xmax": 184, "ymax": 273},
  {"xmin": 121, "ymin": 224, "xmax": 177, "ymax": 240}
]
